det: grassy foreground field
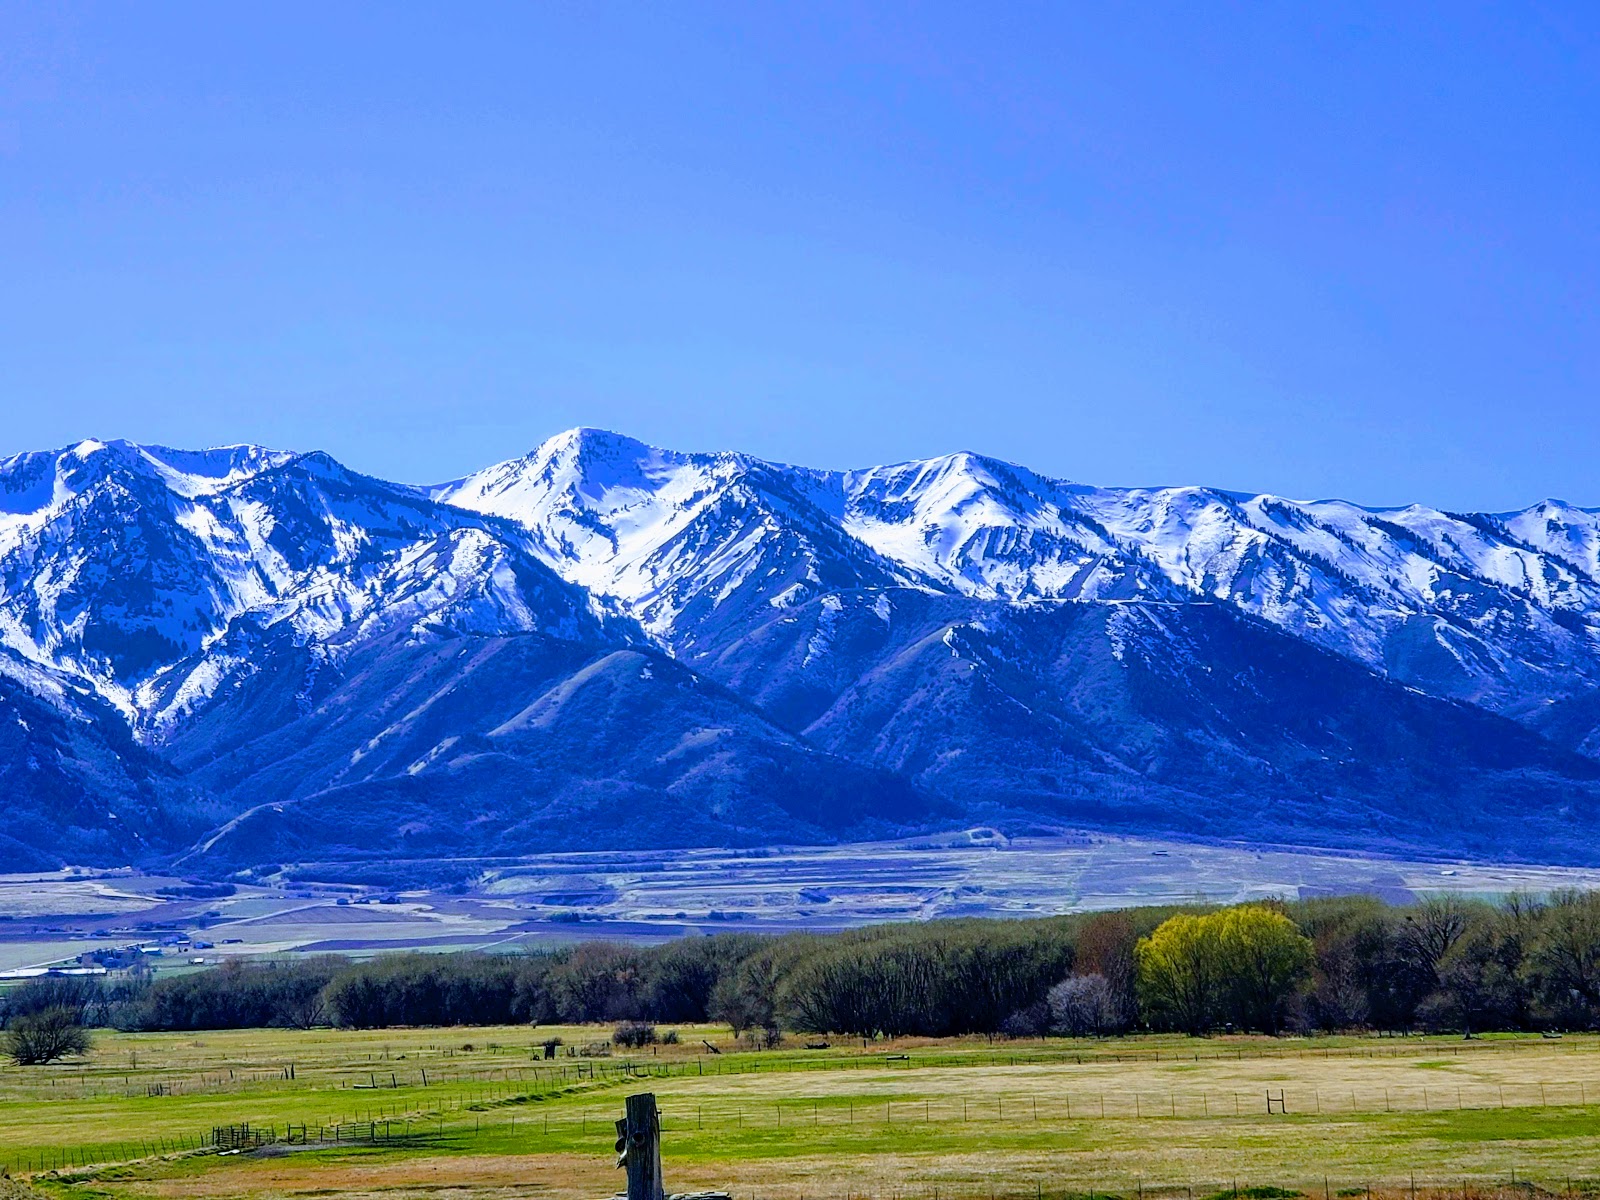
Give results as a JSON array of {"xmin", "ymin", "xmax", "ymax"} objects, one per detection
[{"xmin": 6, "ymin": 1026, "xmax": 1600, "ymax": 1199}]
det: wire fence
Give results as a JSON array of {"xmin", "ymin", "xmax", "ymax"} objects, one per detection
[
  {"xmin": 11, "ymin": 1040, "xmax": 1600, "ymax": 1190},
  {"xmin": 10, "ymin": 1080, "xmax": 1600, "ymax": 1183},
  {"xmin": 13, "ymin": 1034, "xmax": 1600, "ymax": 1103},
  {"xmin": 3, "ymin": 1119, "xmax": 446, "ymax": 1175}
]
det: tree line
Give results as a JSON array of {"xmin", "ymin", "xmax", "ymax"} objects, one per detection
[{"xmin": 7, "ymin": 891, "xmax": 1600, "ymax": 1057}]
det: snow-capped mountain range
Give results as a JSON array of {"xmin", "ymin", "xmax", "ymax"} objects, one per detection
[
  {"xmin": 0, "ymin": 438, "xmax": 601, "ymax": 730},
  {"xmin": 3, "ymin": 430, "xmax": 1598, "ymax": 872},
  {"xmin": 441, "ymin": 428, "xmax": 1600, "ymax": 717}
]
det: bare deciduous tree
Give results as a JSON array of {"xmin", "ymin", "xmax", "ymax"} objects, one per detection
[
  {"xmin": 1047, "ymin": 973, "xmax": 1120, "ymax": 1036},
  {"xmin": 3, "ymin": 1007, "xmax": 91, "ymax": 1065}
]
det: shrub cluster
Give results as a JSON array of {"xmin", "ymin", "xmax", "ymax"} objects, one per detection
[{"xmin": 613, "ymin": 1020, "xmax": 657, "ymax": 1048}]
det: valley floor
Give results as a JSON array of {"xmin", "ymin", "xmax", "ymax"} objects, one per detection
[
  {"xmin": 9, "ymin": 832, "xmax": 1600, "ymax": 975},
  {"xmin": 8, "ymin": 1026, "xmax": 1600, "ymax": 1199}
]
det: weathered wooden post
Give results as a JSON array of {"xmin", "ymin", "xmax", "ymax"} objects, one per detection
[
  {"xmin": 605, "ymin": 1091, "xmax": 728, "ymax": 1200},
  {"xmin": 615, "ymin": 1093, "xmax": 665, "ymax": 1200}
]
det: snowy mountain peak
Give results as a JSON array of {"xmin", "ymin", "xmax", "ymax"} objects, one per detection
[
  {"xmin": 0, "ymin": 438, "xmax": 607, "ymax": 728},
  {"xmin": 0, "ymin": 438, "xmax": 300, "ymax": 514},
  {"xmin": 446, "ymin": 436, "xmax": 1600, "ymax": 706},
  {"xmin": 2, "ymin": 431, "xmax": 1598, "ymax": 745},
  {"xmin": 440, "ymin": 432, "xmax": 907, "ymax": 644}
]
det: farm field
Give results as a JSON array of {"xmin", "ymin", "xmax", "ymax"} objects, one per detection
[
  {"xmin": 9, "ymin": 838, "xmax": 1600, "ymax": 979},
  {"xmin": 7, "ymin": 1027, "xmax": 1600, "ymax": 1199},
  {"xmin": 10, "ymin": 835, "xmax": 1600, "ymax": 977}
]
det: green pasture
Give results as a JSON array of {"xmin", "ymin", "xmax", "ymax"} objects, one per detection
[{"xmin": 7, "ymin": 1027, "xmax": 1600, "ymax": 1199}]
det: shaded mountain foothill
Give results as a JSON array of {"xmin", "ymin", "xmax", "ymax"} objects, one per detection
[
  {"xmin": 696, "ymin": 589, "xmax": 1600, "ymax": 863},
  {"xmin": 167, "ymin": 630, "xmax": 934, "ymax": 872},
  {"xmin": 0, "ymin": 657, "xmax": 219, "ymax": 871}
]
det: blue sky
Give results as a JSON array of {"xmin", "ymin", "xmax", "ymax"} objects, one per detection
[{"xmin": 2, "ymin": 3, "xmax": 1596, "ymax": 509}]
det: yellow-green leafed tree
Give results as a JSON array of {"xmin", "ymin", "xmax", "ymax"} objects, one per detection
[
  {"xmin": 1136, "ymin": 905, "xmax": 1314, "ymax": 1034},
  {"xmin": 1134, "ymin": 912, "xmax": 1225, "ymax": 1034},
  {"xmin": 1215, "ymin": 905, "xmax": 1315, "ymax": 1034}
]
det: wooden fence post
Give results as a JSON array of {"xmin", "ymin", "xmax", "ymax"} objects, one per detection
[{"xmin": 616, "ymin": 1093, "xmax": 665, "ymax": 1200}]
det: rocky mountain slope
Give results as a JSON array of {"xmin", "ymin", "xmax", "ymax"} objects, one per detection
[
  {"xmin": 2, "ymin": 432, "xmax": 1597, "ymax": 872},
  {"xmin": 442, "ymin": 429, "xmax": 1600, "ymax": 719}
]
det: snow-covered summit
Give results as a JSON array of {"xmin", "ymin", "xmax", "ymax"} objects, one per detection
[
  {"xmin": 444, "ymin": 431, "xmax": 1600, "ymax": 708},
  {"xmin": 0, "ymin": 438, "xmax": 603, "ymax": 728},
  {"xmin": 2, "ymin": 430, "xmax": 1597, "ymax": 735},
  {"xmin": 0, "ymin": 439, "xmax": 298, "ymax": 513},
  {"xmin": 438, "ymin": 428, "xmax": 909, "ymax": 646}
]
